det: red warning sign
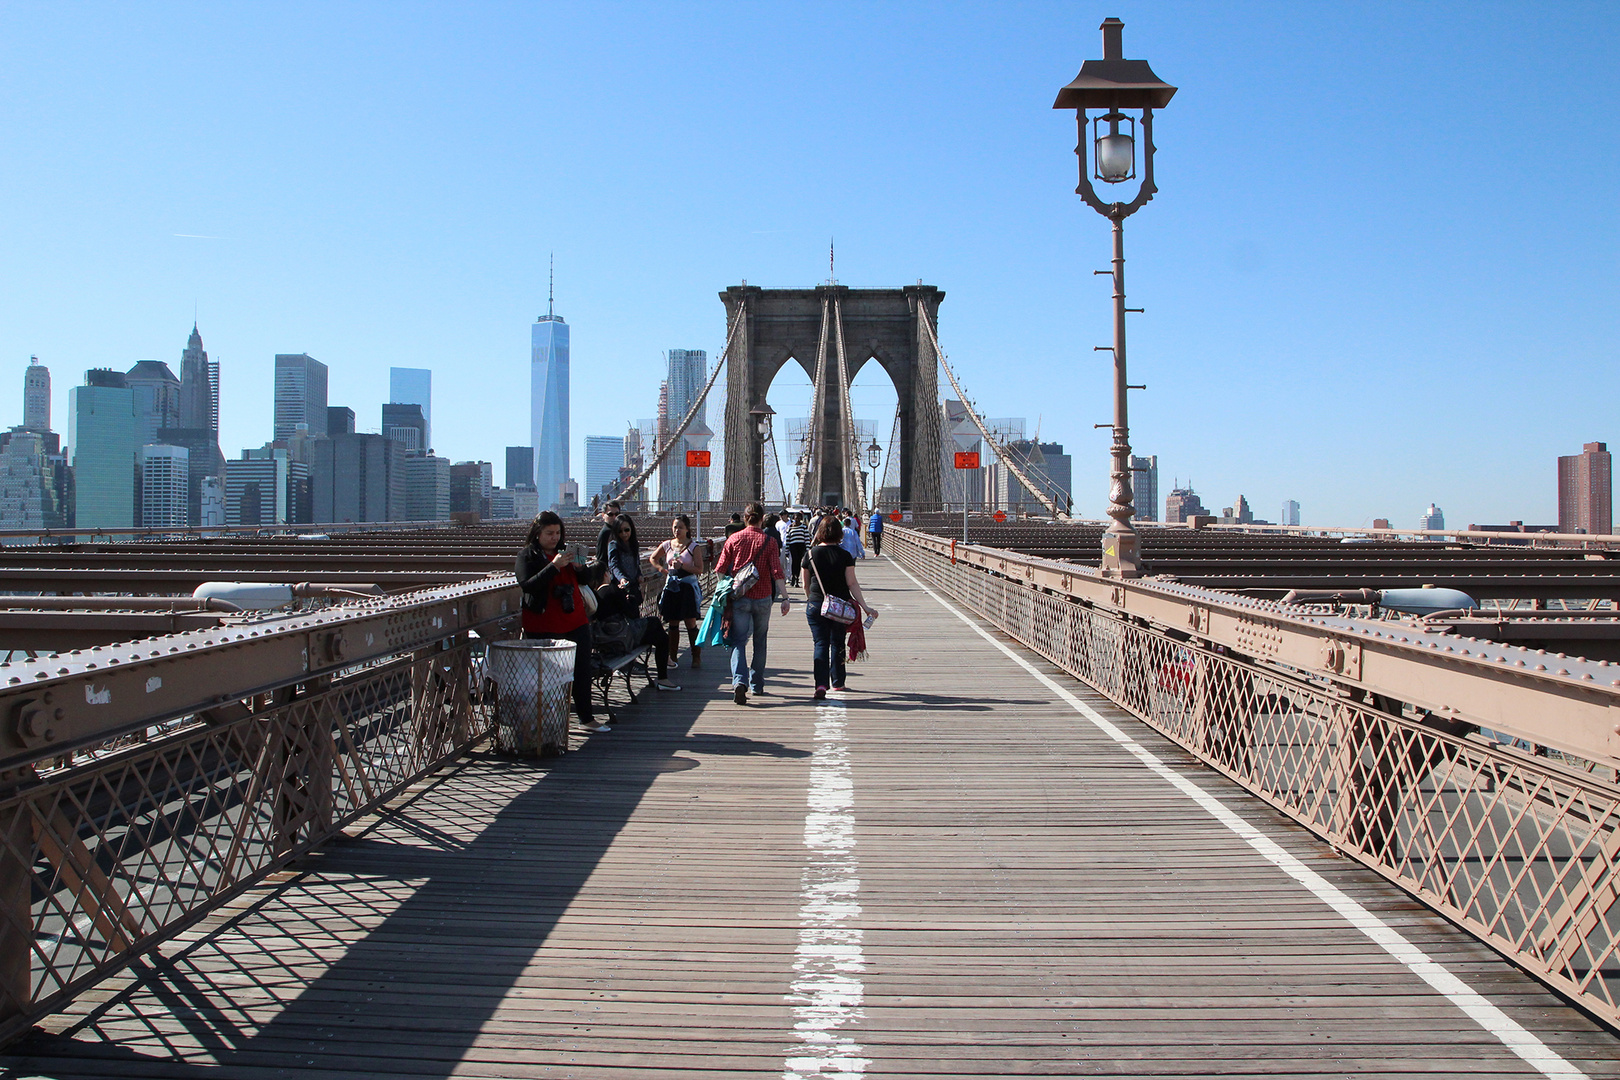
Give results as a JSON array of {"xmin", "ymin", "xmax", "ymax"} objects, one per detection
[
  {"xmin": 685, "ymin": 450, "xmax": 711, "ymax": 467},
  {"xmin": 993, "ymin": 510, "xmax": 1007, "ymax": 523},
  {"xmin": 954, "ymin": 451, "xmax": 980, "ymax": 470}
]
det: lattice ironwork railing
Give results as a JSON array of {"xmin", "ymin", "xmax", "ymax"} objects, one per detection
[
  {"xmin": 888, "ymin": 529, "xmax": 1620, "ymax": 1027},
  {"xmin": 0, "ymin": 638, "xmax": 491, "ymax": 1045}
]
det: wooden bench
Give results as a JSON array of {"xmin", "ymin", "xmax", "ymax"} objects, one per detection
[{"xmin": 588, "ymin": 643, "xmax": 655, "ymax": 721}]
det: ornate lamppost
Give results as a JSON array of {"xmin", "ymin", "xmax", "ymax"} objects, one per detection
[
  {"xmin": 749, "ymin": 405, "xmax": 775, "ymax": 504},
  {"xmin": 865, "ymin": 437, "xmax": 882, "ymax": 508},
  {"xmin": 1055, "ymin": 17, "xmax": 1176, "ymax": 577}
]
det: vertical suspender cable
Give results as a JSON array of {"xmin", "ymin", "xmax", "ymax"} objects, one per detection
[
  {"xmin": 830, "ymin": 294, "xmax": 864, "ymax": 517},
  {"xmin": 801, "ymin": 296, "xmax": 833, "ymax": 507},
  {"xmin": 621, "ymin": 297, "xmax": 748, "ymax": 501},
  {"xmin": 918, "ymin": 304, "xmax": 1069, "ymax": 520}
]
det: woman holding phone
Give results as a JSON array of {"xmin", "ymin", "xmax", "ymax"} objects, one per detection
[
  {"xmin": 650, "ymin": 514, "xmax": 706, "ymax": 668},
  {"xmin": 802, "ymin": 515, "xmax": 874, "ymax": 699},
  {"xmin": 515, "ymin": 511, "xmax": 604, "ymax": 732}
]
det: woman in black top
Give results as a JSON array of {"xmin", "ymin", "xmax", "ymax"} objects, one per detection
[
  {"xmin": 514, "ymin": 511, "xmax": 601, "ymax": 731},
  {"xmin": 605, "ymin": 513, "xmax": 644, "ymax": 610},
  {"xmin": 802, "ymin": 515, "xmax": 873, "ymax": 698}
]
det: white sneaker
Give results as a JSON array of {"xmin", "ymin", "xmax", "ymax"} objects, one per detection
[{"xmin": 655, "ymin": 680, "xmax": 682, "ymax": 691}]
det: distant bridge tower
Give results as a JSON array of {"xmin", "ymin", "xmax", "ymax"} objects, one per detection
[{"xmin": 720, "ymin": 284, "xmax": 943, "ymax": 508}]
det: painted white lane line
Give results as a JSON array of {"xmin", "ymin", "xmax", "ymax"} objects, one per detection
[
  {"xmin": 783, "ymin": 694, "xmax": 870, "ymax": 1080},
  {"xmin": 891, "ymin": 558, "xmax": 1589, "ymax": 1080}
]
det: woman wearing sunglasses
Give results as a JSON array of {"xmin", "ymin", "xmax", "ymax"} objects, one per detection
[{"xmin": 605, "ymin": 513, "xmax": 645, "ymax": 610}]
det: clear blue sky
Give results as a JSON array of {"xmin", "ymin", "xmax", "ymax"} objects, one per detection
[{"xmin": 1, "ymin": 2, "xmax": 1615, "ymax": 527}]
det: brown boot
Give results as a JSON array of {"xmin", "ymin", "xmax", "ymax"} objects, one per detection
[{"xmin": 691, "ymin": 645, "xmax": 701, "ymax": 669}]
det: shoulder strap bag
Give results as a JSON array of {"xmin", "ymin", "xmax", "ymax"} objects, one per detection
[
  {"xmin": 730, "ymin": 539, "xmax": 761, "ymax": 594},
  {"xmin": 809, "ymin": 549, "xmax": 858, "ymax": 625}
]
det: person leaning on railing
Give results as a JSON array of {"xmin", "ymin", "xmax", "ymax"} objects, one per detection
[{"xmin": 515, "ymin": 511, "xmax": 603, "ymax": 733}]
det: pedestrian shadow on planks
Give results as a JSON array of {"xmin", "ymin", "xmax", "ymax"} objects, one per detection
[
  {"xmin": 5, "ymin": 683, "xmax": 715, "ymax": 1077},
  {"xmin": 681, "ymin": 731, "xmax": 811, "ymax": 759}
]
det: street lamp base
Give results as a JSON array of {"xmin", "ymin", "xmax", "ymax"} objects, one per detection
[{"xmin": 1099, "ymin": 527, "xmax": 1143, "ymax": 578}]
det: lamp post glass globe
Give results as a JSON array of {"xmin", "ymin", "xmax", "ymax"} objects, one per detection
[
  {"xmin": 866, "ymin": 439, "xmax": 882, "ymax": 470},
  {"xmin": 1094, "ymin": 112, "xmax": 1134, "ymax": 183}
]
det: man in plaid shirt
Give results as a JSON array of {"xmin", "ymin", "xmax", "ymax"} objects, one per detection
[{"xmin": 714, "ymin": 501, "xmax": 789, "ymax": 705}]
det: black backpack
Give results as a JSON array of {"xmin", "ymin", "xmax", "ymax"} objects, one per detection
[{"xmin": 592, "ymin": 613, "xmax": 644, "ymax": 657}]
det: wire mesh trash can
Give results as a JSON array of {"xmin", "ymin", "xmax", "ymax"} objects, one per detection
[{"xmin": 488, "ymin": 638, "xmax": 575, "ymax": 756}]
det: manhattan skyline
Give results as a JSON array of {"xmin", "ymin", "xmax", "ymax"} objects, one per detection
[{"xmin": 1, "ymin": 3, "xmax": 1616, "ymax": 526}]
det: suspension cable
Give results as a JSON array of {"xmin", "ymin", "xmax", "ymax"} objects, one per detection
[
  {"xmin": 918, "ymin": 306, "xmax": 1070, "ymax": 520},
  {"xmin": 830, "ymin": 294, "xmax": 865, "ymax": 517},
  {"xmin": 620, "ymin": 296, "xmax": 748, "ymax": 501},
  {"xmin": 799, "ymin": 296, "xmax": 833, "ymax": 506}
]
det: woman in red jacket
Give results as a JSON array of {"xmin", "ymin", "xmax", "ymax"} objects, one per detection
[{"xmin": 515, "ymin": 511, "xmax": 603, "ymax": 732}]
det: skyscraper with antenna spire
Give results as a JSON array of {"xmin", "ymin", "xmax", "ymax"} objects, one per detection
[{"xmin": 531, "ymin": 255, "xmax": 569, "ymax": 508}]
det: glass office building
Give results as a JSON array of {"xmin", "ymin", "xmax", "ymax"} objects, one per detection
[
  {"xmin": 531, "ymin": 314, "xmax": 569, "ymax": 508},
  {"xmin": 274, "ymin": 354, "xmax": 328, "ymax": 439},
  {"xmin": 584, "ymin": 436, "xmax": 623, "ymax": 503},
  {"xmin": 69, "ymin": 378, "xmax": 140, "ymax": 529},
  {"xmin": 389, "ymin": 367, "xmax": 432, "ymax": 450}
]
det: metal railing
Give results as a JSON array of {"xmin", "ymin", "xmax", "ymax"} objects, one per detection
[
  {"xmin": 0, "ymin": 577, "xmax": 519, "ymax": 1045},
  {"xmin": 0, "ymin": 546, "xmax": 716, "ymax": 1046},
  {"xmin": 887, "ymin": 526, "xmax": 1620, "ymax": 1028}
]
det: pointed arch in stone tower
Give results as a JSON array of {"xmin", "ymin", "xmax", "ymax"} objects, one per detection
[{"xmin": 720, "ymin": 284, "xmax": 943, "ymax": 508}]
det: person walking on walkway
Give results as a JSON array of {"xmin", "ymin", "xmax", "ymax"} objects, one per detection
[
  {"xmin": 804, "ymin": 515, "xmax": 874, "ymax": 699},
  {"xmin": 651, "ymin": 513, "xmax": 706, "ymax": 668},
  {"xmin": 839, "ymin": 509, "xmax": 866, "ymax": 559},
  {"xmin": 784, "ymin": 512, "xmax": 810, "ymax": 584},
  {"xmin": 515, "ymin": 511, "xmax": 605, "ymax": 732},
  {"xmin": 762, "ymin": 513, "xmax": 784, "ymax": 563},
  {"xmin": 867, "ymin": 507, "xmax": 884, "ymax": 556},
  {"xmin": 713, "ymin": 501, "xmax": 789, "ymax": 705}
]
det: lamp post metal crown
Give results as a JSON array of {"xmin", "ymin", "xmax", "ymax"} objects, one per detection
[{"xmin": 1055, "ymin": 17, "xmax": 1175, "ymax": 578}]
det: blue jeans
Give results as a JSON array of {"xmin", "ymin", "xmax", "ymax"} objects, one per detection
[
  {"xmin": 729, "ymin": 596, "xmax": 773, "ymax": 691},
  {"xmin": 806, "ymin": 603, "xmax": 848, "ymax": 689}
]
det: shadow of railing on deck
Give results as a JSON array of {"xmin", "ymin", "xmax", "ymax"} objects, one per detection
[{"xmin": 5, "ymin": 682, "xmax": 729, "ymax": 1078}]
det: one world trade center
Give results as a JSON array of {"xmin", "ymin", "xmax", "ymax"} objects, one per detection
[{"xmin": 531, "ymin": 281, "xmax": 569, "ymax": 509}]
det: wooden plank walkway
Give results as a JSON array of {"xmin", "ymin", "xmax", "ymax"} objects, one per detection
[{"xmin": 4, "ymin": 558, "xmax": 1619, "ymax": 1079}]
